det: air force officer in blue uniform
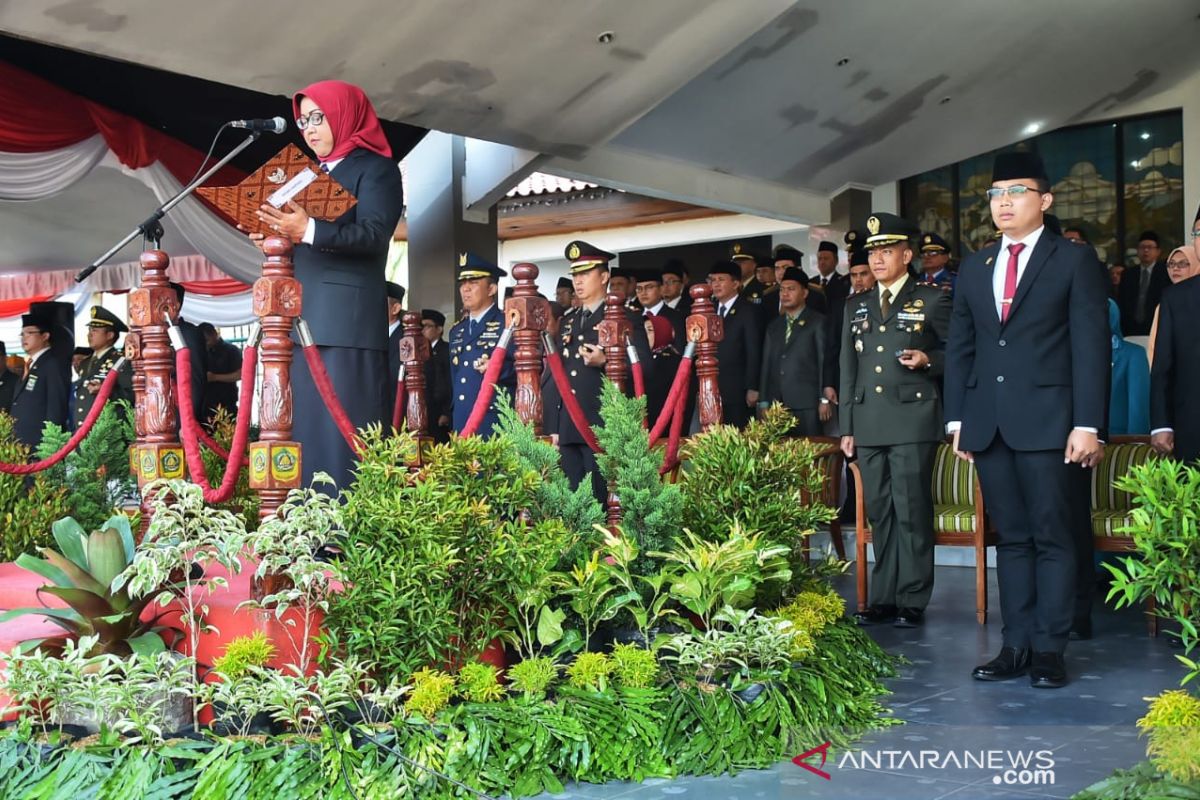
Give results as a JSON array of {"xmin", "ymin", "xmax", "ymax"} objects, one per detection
[{"xmin": 449, "ymin": 253, "xmax": 515, "ymax": 437}]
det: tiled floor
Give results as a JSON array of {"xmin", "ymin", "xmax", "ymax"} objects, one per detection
[{"xmin": 535, "ymin": 563, "xmax": 1183, "ymax": 800}]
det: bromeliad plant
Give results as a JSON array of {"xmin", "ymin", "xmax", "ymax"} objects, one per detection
[{"xmin": 0, "ymin": 514, "xmax": 168, "ymax": 657}]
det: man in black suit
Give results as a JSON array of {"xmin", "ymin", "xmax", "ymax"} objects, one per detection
[
  {"xmin": 810, "ymin": 241, "xmax": 850, "ymax": 312},
  {"xmin": 543, "ymin": 240, "xmax": 653, "ymax": 502},
  {"xmin": 385, "ymin": 282, "xmax": 406, "ymax": 420},
  {"xmin": 1116, "ymin": 230, "xmax": 1170, "ymax": 336},
  {"xmin": 758, "ymin": 267, "xmax": 831, "ymax": 436},
  {"xmin": 634, "ymin": 268, "xmax": 686, "ymax": 351},
  {"xmin": 1150, "ymin": 210, "xmax": 1200, "ymax": 465},
  {"xmin": 420, "ymin": 309, "xmax": 452, "ymax": 443},
  {"xmin": 169, "ymin": 283, "xmax": 208, "ymax": 425},
  {"xmin": 11, "ymin": 313, "xmax": 69, "ymax": 449},
  {"xmin": 661, "ymin": 259, "xmax": 692, "ymax": 314},
  {"xmin": 0, "ymin": 342, "xmax": 18, "ymax": 414},
  {"xmin": 945, "ymin": 152, "xmax": 1109, "ymax": 689},
  {"xmin": 707, "ymin": 260, "xmax": 762, "ymax": 428}
]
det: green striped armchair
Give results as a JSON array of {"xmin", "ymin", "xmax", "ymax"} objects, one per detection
[
  {"xmin": 852, "ymin": 439, "xmax": 997, "ymax": 624},
  {"xmin": 1090, "ymin": 435, "xmax": 1158, "ymax": 635}
]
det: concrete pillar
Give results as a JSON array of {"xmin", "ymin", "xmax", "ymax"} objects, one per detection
[
  {"xmin": 830, "ymin": 186, "xmax": 874, "ymax": 232},
  {"xmin": 405, "ymin": 132, "xmax": 499, "ymax": 319}
]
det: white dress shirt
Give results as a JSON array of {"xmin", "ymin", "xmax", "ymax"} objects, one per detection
[
  {"xmin": 992, "ymin": 225, "xmax": 1044, "ymax": 319},
  {"xmin": 644, "ymin": 300, "xmax": 666, "ymax": 316}
]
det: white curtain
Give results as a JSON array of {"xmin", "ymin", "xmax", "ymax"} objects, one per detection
[
  {"xmin": 0, "ymin": 135, "xmax": 110, "ymax": 201},
  {"xmin": 180, "ymin": 290, "xmax": 256, "ymax": 327}
]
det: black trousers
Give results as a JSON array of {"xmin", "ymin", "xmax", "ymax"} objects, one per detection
[
  {"xmin": 1070, "ymin": 463, "xmax": 1095, "ymax": 625},
  {"xmin": 560, "ymin": 443, "xmax": 607, "ymax": 505},
  {"xmin": 974, "ymin": 439, "xmax": 1078, "ymax": 653},
  {"xmin": 785, "ymin": 407, "xmax": 823, "ymax": 437}
]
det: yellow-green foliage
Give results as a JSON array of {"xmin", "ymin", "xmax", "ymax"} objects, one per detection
[
  {"xmin": 1146, "ymin": 727, "xmax": 1200, "ymax": 783},
  {"xmin": 566, "ymin": 652, "xmax": 614, "ymax": 692},
  {"xmin": 213, "ymin": 632, "xmax": 276, "ymax": 679},
  {"xmin": 0, "ymin": 413, "xmax": 70, "ymax": 562},
  {"xmin": 770, "ymin": 590, "xmax": 845, "ymax": 658},
  {"xmin": 611, "ymin": 643, "xmax": 659, "ymax": 689},
  {"xmin": 405, "ymin": 668, "xmax": 457, "ymax": 719},
  {"xmin": 507, "ymin": 656, "xmax": 557, "ymax": 696},
  {"xmin": 1138, "ymin": 690, "xmax": 1200, "ymax": 732},
  {"xmin": 457, "ymin": 662, "xmax": 505, "ymax": 703}
]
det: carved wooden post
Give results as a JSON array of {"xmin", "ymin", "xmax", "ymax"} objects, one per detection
[
  {"xmin": 686, "ymin": 284, "xmax": 724, "ymax": 431},
  {"xmin": 250, "ymin": 236, "xmax": 303, "ymax": 521},
  {"xmin": 596, "ymin": 292, "xmax": 632, "ymax": 529},
  {"xmin": 504, "ymin": 263, "xmax": 549, "ymax": 433},
  {"xmin": 127, "ymin": 250, "xmax": 184, "ymax": 536},
  {"xmin": 399, "ymin": 310, "xmax": 431, "ymax": 465}
]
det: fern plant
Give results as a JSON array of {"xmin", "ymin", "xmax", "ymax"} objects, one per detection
[
  {"xmin": 35, "ymin": 401, "xmax": 136, "ymax": 532},
  {"xmin": 0, "ymin": 412, "xmax": 68, "ymax": 562}
]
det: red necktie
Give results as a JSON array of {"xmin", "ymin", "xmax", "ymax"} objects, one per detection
[{"xmin": 1001, "ymin": 243, "xmax": 1025, "ymax": 323}]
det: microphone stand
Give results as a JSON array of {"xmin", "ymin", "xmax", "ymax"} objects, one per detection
[{"xmin": 75, "ymin": 130, "xmax": 262, "ymax": 283}]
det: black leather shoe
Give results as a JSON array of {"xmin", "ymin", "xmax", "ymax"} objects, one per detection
[
  {"xmin": 893, "ymin": 608, "xmax": 924, "ymax": 628},
  {"xmin": 972, "ymin": 647, "xmax": 1032, "ymax": 681},
  {"xmin": 1068, "ymin": 617, "xmax": 1092, "ymax": 641},
  {"xmin": 853, "ymin": 605, "xmax": 897, "ymax": 625},
  {"xmin": 1030, "ymin": 652, "xmax": 1068, "ymax": 688}
]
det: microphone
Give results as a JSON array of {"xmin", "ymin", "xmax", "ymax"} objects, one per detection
[{"xmin": 230, "ymin": 117, "xmax": 287, "ymax": 134}]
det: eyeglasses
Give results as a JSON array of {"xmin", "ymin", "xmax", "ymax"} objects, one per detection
[
  {"xmin": 295, "ymin": 111, "xmax": 326, "ymax": 130},
  {"xmin": 1190, "ymin": 229, "xmax": 1200, "ymax": 240},
  {"xmin": 1168, "ymin": 260, "xmax": 1192, "ymax": 269},
  {"xmin": 986, "ymin": 185, "xmax": 1041, "ymax": 200}
]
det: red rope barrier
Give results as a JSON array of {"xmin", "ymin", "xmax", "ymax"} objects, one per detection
[
  {"xmin": 299, "ymin": 341, "xmax": 364, "ymax": 455},
  {"xmin": 197, "ymin": 425, "xmax": 230, "ymax": 461},
  {"xmin": 175, "ymin": 343, "xmax": 258, "ymax": 504},
  {"xmin": 647, "ymin": 354, "xmax": 694, "ymax": 447},
  {"xmin": 0, "ymin": 360, "xmax": 125, "ymax": 474},
  {"xmin": 544, "ymin": 348, "xmax": 603, "ymax": 453},
  {"xmin": 659, "ymin": 374, "xmax": 688, "ymax": 476},
  {"xmin": 630, "ymin": 359, "xmax": 646, "ymax": 400},
  {"xmin": 458, "ymin": 340, "xmax": 511, "ymax": 438}
]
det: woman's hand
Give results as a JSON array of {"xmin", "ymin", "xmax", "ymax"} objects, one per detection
[
  {"xmin": 237, "ymin": 224, "xmax": 267, "ymax": 252},
  {"xmin": 256, "ymin": 201, "xmax": 310, "ymax": 243}
]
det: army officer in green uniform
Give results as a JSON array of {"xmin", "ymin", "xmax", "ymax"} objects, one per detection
[
  {"xmin": 839, "ymin": 213, "xmax": 952, "ymax": 628},
  {"xmin": 74, "ymin": 305, "xmax": 134, "ymax": 428}
]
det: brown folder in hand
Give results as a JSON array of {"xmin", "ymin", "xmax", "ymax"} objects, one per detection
[{"xmin": 197, "ymin": 143, "xmax": 356, "ymax": 235}]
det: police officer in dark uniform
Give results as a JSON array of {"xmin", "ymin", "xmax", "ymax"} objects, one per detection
[
  {"xmin": 840, "ymin": 213, "xmax": 952, "ymax": 628},
  {"xmin": 74, "ymin": 306, "xmax": 134, "ymax": 427},
  {"xmin": 731, "ymin": 243, "xmax": 767, "ymax": 307},
  {"xmin": 919, "ymin": 232, "xmax": 957, "ymax": 293},
  {"xmin": 543, "ymin": 240, "xmax": 653, "ymax": 502},
  {"xmin": 448, "ymin": 253, "xmax": 515, "ymax": 438}
]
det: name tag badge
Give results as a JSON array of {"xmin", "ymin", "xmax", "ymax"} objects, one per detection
[{"xmin": 897, "ymin": 311, "xmax": 925, "ymax": 322}]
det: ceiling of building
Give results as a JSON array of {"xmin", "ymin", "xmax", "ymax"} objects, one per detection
[{"xmin": 2, "ymin": 0, "xmax": 1199, "ymax": 273}]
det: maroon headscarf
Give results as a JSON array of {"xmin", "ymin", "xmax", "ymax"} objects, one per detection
[
  {"xmin": 647, "ymin": 314, "xmax": 676, "ymax": 353},
  {"xmin": 292, "ymin": 80, "xmax": 392, "ymax": 162}
]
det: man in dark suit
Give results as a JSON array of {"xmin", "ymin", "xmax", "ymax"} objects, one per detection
[
  {"xmin": 1150, "ymin": 212, "xmax": 1200, "ymax": 465},
  {"xmin": 840, "ymin": 214, "xmax": 952, "ymax": 629},
  {"xmin": 634, "ymin": 268, "xmax": 686, "ymax": 351},
  {"xmin": 199, "ymin": 323, "xmax": 242, "ymax": 424},
  {"xmin": 758, "ymin": 267, "xmax": 831, "ymax": 436},
  {"xmin": 385, "ymin": 281, "xmax": 406, "ymax": 419},
  {"xmin": 555, "ymin": 277, "xmax": 577, "ymax": 317},
  {"xmin": 11, "ymin": 313, "xmax": 69, "ymax": 449},
  {"xmin": 0, "ymin": 342, "xmax": 18, "ymax": 414},
  {"xmin": 168, "ymin": 283, "xmax": 208, "ymax": 425},
  {"xmin": 661, "ymin": 259, "xmax": 692, "ymax": 314},
  {"xmin": 810, "ymin": 241, "xmax": 850, "ymax": 313},
  {"xmin": 448, "ymin": 255, "xmax": 515, "ymax": 438},
  {"xmin": 707, "ymin": 260, "xmax": 763, "ymax": 428},
  {"xmin": 1116, "ymin": 230, "xmax": 1170, "ymax": 336},
  {"xmin": 945, "ymin": 152, "xmax": 1109, "ymax": 689},
  {"xmin": 421, "ymin": 309, "xmax": 452, "ymax": 443},
  {"xmin": 543, "ymin": 241, "xmax": 653, "ymax": 502},
  {"xmin": 732, "ymin": 243, "xmax": 767, "ymax": 307}
]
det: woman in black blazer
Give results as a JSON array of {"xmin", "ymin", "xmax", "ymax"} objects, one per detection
[{"xmin": 251, "ymin": 80, "xmax": 405, "ymax": 489}]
